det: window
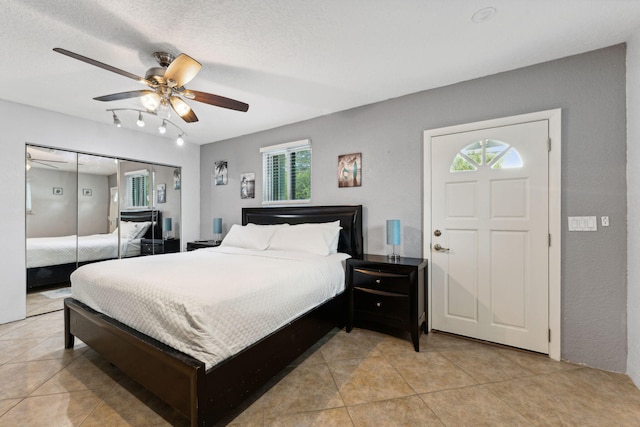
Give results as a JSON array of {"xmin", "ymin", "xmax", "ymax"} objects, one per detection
[
  {"xmin": 261, "ymin": 139, "xmax": 311, "ymax": 204},
  {"xmin": 450, "ymin": 139, "xmax": 523, "ymax": 172},
  {"xmin": 125, "ymin": 170, "xmax": 150, "ymax": 208}
]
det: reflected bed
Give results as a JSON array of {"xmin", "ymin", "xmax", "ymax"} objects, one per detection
[{"xmin": 27, "ymin": 210, "xmax": 161, "ymax": 290}]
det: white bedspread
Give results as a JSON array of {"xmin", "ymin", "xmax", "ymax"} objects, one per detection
[
  {"xmin": 27, "ymin": 234, "xmax": 139, "ymax": 268},
  {"xmin": 71, "ymin": 247, "xmax": 349, "ymax": 369}
]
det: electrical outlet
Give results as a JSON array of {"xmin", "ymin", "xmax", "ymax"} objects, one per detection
[{"xmin": 602, "ymin": 216, "xmax": 610, "ymax": 227}]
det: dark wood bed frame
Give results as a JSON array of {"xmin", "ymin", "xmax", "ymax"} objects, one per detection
[
  {"xmin": 64, "ymin": 205, "xmax": 363, "ymax": 426},
  {"xmin": 27, "ymin": 210, "xmax": 162, "ymax": 291}
]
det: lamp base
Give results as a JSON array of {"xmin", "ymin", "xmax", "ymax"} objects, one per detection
[{"xmin": 387, "ymin": 245, "xmax": 400, "ymax": 261}]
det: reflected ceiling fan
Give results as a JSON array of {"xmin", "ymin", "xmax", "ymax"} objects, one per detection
[
  {"xmin": 26, "ymin": 152, "xmax": 68, "ymax": 169},
  {"xmin": 53, "ymin": 48, "xmax": 249, "ymax": 123}
]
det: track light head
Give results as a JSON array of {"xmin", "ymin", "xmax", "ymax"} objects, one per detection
[
  {"xmin": 176, "ymin": 134, "xmax": 185, "ymax": 146},
  {"xmin": 136, "ymin": 112, "xmax": 145, "ymax": 127},
  {"xmin": 112, "ymin": 112, "xmax": 122, "ymax": 128},
  {"xmin": 159, "ymin": 120, "xmax": 167, "ymax": 134}
]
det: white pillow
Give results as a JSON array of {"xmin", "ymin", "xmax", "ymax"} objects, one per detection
[
  {"xmin": 220, "ymin": 224, "xmax": 278, "ymax": 250},
  {"xmin": 268, "ymin": 221, "xmax": 342, "ymax": 256},
  {"xmin": 119, "ymin": 221, "xmax": 151, "ymax": 240}
]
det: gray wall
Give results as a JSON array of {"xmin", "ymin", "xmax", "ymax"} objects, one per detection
[
  {"xmin": 27, "ymin": 168, "xmax": 109, "ymax": 237},
  {"xmin": 201, "ymin": 45, "xmax": 627, "ymax": 372}
]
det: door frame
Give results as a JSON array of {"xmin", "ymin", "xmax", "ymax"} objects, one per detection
[{"xmin": 423, "ymin": 109, "xmax": 561, "ymax": 360}]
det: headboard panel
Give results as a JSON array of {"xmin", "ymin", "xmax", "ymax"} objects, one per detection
[
  {"xmin": 120, "ymin": 210, "xmax": 162, "ymax": 239},
  {"xmin": 242, "ymin": 205, "xmax": 363, "ymax": 259}
]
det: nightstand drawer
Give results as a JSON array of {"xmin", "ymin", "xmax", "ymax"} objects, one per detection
[
  {"xmin": 353, "ymin": 287, "xmax": 409, "ymax": 329},
  {"xmin": 141, "ymin": 243, "xmax": 162, "ymax": 255},
  {"xmin": 352, "ymin": 268, "xmax": 410, "ymax": 295}
]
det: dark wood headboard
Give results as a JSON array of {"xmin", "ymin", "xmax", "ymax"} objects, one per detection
[
  {"xmin": 120, "ymin": 210, "xmax": 162, "ymax": 239},
  {"xmin": 242, "ymin": 205, "xmax": 363, "ymax": 259}
]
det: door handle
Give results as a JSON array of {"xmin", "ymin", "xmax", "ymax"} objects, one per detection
[{"xmin": 434, "ymin": 243, "xmax": 450, "ymax": 252}]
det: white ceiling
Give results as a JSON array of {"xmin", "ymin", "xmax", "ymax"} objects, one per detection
[{"xmin": 4, "ymin": 0, "xmax": 640, "ymax": 145}]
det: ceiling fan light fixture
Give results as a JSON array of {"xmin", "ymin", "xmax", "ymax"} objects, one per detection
[
  {"xmin": 159, "ymin": 120, "xmax": 167, "ymax": 134},
  {"xmin": 158, "ymin": 98, "xmax": 171, "ymax": 119},
  {"xmin": 141, "ymin": 92, "xmax": 161, "ymax": 111},
  {"xmin": 171, "ymin": 97, "xmax": 191, "ymax": 117},
  {"xmin": 136, "ymin": 112, "xmax": 145, "ymax": 127}
]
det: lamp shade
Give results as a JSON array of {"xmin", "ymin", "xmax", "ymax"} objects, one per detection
[
  {"xmin": 213, "ymin": 218, "xmax": 222, "ymax": 234},
  {"xmin": 163, "ymin": 217, "xmax": 172, "ymax": 232},
  {"xmin": 386, "ymin": 219, "xmax": 401, "ymax": 245}
]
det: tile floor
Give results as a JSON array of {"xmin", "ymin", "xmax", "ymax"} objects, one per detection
[
  {"xmin": 25, "ymin": 288, "xmax": 67, "ymax": 317},
  {"xmin": 1, "ymin": 308, "xmax": 640, "ymax": 426}
]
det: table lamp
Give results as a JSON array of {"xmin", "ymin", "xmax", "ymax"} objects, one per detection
[
  {"xmin": 213, "ymin": 218, "xmax": 223, "ymax": 244},
  {"xmin": 386, "ymin": 219, "xmax": 401, "ymax": 260},
  {"xmin": 163, "ymin": 217, "xmax": 172, "ymax": 240}
]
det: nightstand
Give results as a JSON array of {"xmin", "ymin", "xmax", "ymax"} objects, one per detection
[
  {"xmin": 186, "ymin": 240, "xmax": 221, "ymax": 251},
  {"xmin": 140, "ymin": 238, "xmax": 180, "ymax": 255},
  {"xmin": 346, "ymin": 254, "xmax": 428, "ymax": 351}
]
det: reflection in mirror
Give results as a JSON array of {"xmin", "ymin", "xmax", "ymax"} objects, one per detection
[
  {"xmin": 77, "ymin": 153, "xmax": 119, "ymax": 266},
  {"xmin": 25, "ymin": 145, "xmax": 181, "ymax": 310},
  {"xmin": 118, "ymin": 160, "xmax": 182, "ymax": 256},
  {"xmin": 26, "ymin": 145, "xmax": 79, "ymax": 295}
]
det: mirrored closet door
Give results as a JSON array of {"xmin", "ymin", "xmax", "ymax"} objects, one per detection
[{"xmin": 25, "ymin": 144, "xmax": 181, "ymax": 294}]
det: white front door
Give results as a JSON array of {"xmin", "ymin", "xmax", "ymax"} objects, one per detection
[{"xmin": 431, "ymin": 119, "xmax": 549, "ymax": 353}]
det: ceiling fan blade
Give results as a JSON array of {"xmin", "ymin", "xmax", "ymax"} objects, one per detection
[
  {"xmin": 53, "ymin": 48, "xmax": 155, "ymax": 87},
  {"xmin": 33, "ymin": 160, "xmax": 60, "ymax": 169},
  {"xmin": 183, "ymin": 90, "xmax": 249, "ymax": 112},
  {"xmin": 170, "ymin": 97, "xmax": 198, "ymax": 123},
  {"xmin": 31, "ymin": 159, "xmax": 67, "ymax": 163},
  {"xmin": 164, "ymin": 54, "xmax": 201, "ymax": 88},
  {"xmin": 93, "ymin": 90, "xmax": 154, "ymax": 102}
]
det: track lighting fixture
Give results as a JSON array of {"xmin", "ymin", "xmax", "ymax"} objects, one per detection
[
  {"xmin": 158, "ymin": 120, "xmax": 167, "ymax": 134},
  {"xmin": 106, "ymin": 108, "xmax": 187, "ymax": 145},
  {"xmin": 112, "ymin": 111, "xmax": 122, "ymax": 128}
]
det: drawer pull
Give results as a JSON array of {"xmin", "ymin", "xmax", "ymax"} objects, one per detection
[
  {"xmin": 375, "ymin": 279, "xmax": 381, "ymax": 284},
  {"xmin": 376, "ymin": 302, "xmax": 382, "ymax": 308}
]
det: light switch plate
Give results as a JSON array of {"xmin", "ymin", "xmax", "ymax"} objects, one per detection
[{"xmin": 568, "ymin": 216, "xmax": 598, "ymax": 231}]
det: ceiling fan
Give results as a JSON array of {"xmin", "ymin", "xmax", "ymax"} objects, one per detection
[
  {"xmin": 53, "ymin": 48, "xmax": 249, "ymax": 123},
  {"xmin": 26, "ymin": 151, "xmax": 68, "ymax": 169}
]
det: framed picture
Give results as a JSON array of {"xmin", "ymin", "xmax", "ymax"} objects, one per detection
[
  {"xmin": 82, "ymin": 188, "xmax": 92, "ymax": 196},
  {"xmin": 240, "ymin": 172, "xmax": 256, "ymax": 199},
  {"xmin": 53, "ymin": 187, "xmax": 63, "ymax": 195},
  {"xmin": 173, "ymin": 168, "xmax": 181, "ymax": 190},
  {"xmin": 338, "ymin": 153, "xmax": 362, "ymax": 187},
  {"xmin": 157, "ymin": 183, "xmax": 166, "ymax": 204},
  {"xmin": 215, "ymin": 161, "xmax": 228, "ymax": 185}
]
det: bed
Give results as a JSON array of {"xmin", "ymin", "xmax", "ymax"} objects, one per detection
[
  {"xmin": 64, "ymin": 205, "xmax": 363, "ymax": 426},
  {"xmin": 26, "ymin": 210, "xmax": 162, "ymax": 290}
]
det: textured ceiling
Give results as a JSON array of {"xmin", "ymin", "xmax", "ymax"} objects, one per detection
[{"xmin": 3, "ymin": 0, "xmax": 640, "ymax": 145}]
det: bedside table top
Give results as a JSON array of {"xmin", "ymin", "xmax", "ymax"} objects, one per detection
[
  {"xmin": 187, "ymin": 240, "xmax": 221, "ymax": 247},
  {"xmin": 351, "ymin": 254, "xmax": 428, "ymax": 269}
]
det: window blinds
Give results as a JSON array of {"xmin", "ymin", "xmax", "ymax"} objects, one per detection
[
  {"xmin": 125, "ymin": 170, "xmax": 149, "ymax": 208},
  {"xmin": 261, "ymin": 139, "xmax": 311, "ymax": 204}
]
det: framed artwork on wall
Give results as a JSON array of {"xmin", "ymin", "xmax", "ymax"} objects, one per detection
[
  {"xmin": 157, "ymin": 183, "xmax": 166, "ymax": 204},
  {"xmin": 241, "ymin": 172, "xmax": 255, "ymax": 199},
  {"xmin": 215, "ymin": 161, "xmax": 228, "ymax": 186},
  {"xmin": 338, "ymin": 153, "xmax": 362, "ymax": 187},
  {"xmin": 173, "ymin": 169, "xmax": 181, "ymax": 190}
]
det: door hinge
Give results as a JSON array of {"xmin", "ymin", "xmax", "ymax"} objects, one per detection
[
  {"xmin": 547, "ymin": 138, "xmax": 551, "ymax": 152},
  {"xmin": 548, "ymin": 329, "xmax": 551, "ymax": 342},
  {"xmin": 548, "ymin": 233, "xmax": 551, "ymax": 247}
]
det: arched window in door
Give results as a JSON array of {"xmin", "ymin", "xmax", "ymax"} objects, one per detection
[{"xmin": 450, "ymin": 139, "xmax": 523, "ymax": 172}]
